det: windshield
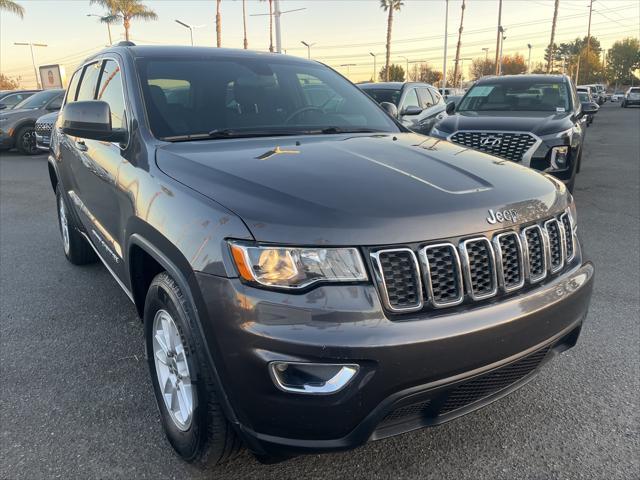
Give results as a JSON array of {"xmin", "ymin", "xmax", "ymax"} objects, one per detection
[
  {"xmin": 136, "ymin": 56, "xmax": 400, "ymax": 140},
  {"xmin": 457, "ymin": 79, "xmax": 571, "ymax": 113},
  {"xmin": 578, "ymin": 92, "xmax": 590, "ymax": 102},
  {"xmin": 359, "ymin": 87, "xmax": 402, "ymax": 106},
  {"xmin": 14, "ymin": 90, "xmax": 60, "ymax": 110}
]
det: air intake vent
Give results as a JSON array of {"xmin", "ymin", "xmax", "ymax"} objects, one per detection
[
  {"xmin": 544, "ymin": 219, "xmax": 565, "ymax": 273},
  {"xmin": 421, "ymin": 244, "xmax": 464, "ymax": 307},
  {"xmin": 371, "ymin": 249, "xmax": 423, "ymax": 312},
  {"xmin": 523, "ymin": 225, "xmax": 547, "ymax": 282},
  {"xmin": 495, "ymin": 232, "xmax": 524, "ymax": 291},
  {"xmin": 560, "ymin": 213, "xmax": 575, "ymax": 261},
  {"xmin": 462, "ymin": 238, "xmax": 497, "ymax": 300}
]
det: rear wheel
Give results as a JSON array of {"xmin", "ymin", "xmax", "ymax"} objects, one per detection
[
  {"xmin": 144, "ymin": 272, "xmax": 242, "ymax": 467},
  {"xmin": 16, "ymin": 126, "xmax": 39, "ymax": 155},
  {"xmin": 55, "ymin": 187, "xmax": 97, "ymax": 265}
]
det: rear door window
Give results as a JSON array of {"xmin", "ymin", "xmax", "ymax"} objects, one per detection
[
  {"xmin": 64, "ymin": 70, "xmax": 82, "ymax": 105},
  {"xmin": 76, "ymin": 62, "xmax": 101, "ymax": 101},
  {"xmin": 401, "ymin": 88, "xmax": 420, "ymax": 110},
  {"xmin": 97, "ymin": 60, "xmax": 126, "ymax": 129},
  {"xmin": 417, "ymin": 88, "xmax": 434, "ymax": 108}
]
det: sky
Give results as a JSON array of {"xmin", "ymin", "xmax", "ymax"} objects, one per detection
[{"xmin": 1, "ymin": 0, "xmax": 639, "ymax": 88}]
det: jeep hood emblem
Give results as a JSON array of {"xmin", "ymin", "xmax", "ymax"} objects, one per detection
[{"xmin": 486, "ymin": 208, "xmax": 518, "ymax": 224}]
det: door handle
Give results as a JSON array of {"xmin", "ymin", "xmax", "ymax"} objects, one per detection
[{"xmin": 75, "ymin": 140, "xmax": 88, "ymax": 152}]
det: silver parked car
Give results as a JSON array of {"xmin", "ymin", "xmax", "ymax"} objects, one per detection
[
  {"xmin": 0, "ymin": 89, "xmax": 64, "ymax": 155},
  {"xmin": 35, "ymin": 111, "xmax": 58, "ymax": 151}
]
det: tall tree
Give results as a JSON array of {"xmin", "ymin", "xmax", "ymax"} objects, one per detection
[
  {"xmin": 90, "ymin": 0, "xmax": 157, "ymax": 41},
  {"xmin": 0, "ymin": 73, "xmax": 21, "ymax": 90},
  {"xmin": 0, "ymin": 0, "xmax": 24, "ymax": 18},
  {"xmin": 242, "ymin": 0, "xmax": 248, "ymax": 49},
  {"xmin": 380, "ymin": 0, "xmax": 404, "ymax": 82},
  {"xmin": 410, "ymin": 63, "xmax": 442, "ymax": 85},
  {"xmin": 379, "ymin": 64, "xmax": 405, "ymax": 82},
  {"xmin": 216, "ymin": 0, "xmax": 222, "ymax": 47},
  {"xmin": 607, "ymin": 37, "xmax": 640, "ymax": 84},
  {"xmin": 546, "ymin": 0, "xmax": 559, "ymax": 73},
  {"xmin": 452, "ymin": 0, "xmax": 466, "ymax": 86},
  {"xmin": 470, "ymin": 58, "xmax": 496, "ymax": 80}
]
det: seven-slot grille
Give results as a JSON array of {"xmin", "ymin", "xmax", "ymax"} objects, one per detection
[
  {"xmin": 372, "ymin": 209, "xmax": 576, "ymax": 312},
  {"xmin": 449, "ymin": 131, "xmax": 538, "ymax": 163}
]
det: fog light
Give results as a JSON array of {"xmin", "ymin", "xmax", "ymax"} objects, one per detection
[
  {"xmin": 550, "ymin": 146, "xmax": 570, "ymax": 170},
  {"xmin": 269, "ymin": 362, "xmax": 359, "ymax": 395}
]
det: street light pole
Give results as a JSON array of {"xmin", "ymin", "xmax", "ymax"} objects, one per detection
[
  {"xmin": 498, "ymin": 28, "xmax": 506, "ymax": 75},
  {"xmin": 400, "ymin": 56, "xmax": 409, "ymax": 81},
  {"xmin": 370, "ymin": 52, "xmax": 377, "ymax": 82},
  {"xmin": 87, "ymin": 14, "xmax": 113, "ymax": 45},
  {"xmin": 300, "ymin": 40, "xmax": 315, "ymax": 59},
  {"xmin": 340, "ymin": 63, "xmax": 356, "ymax": 78},
  {"xmin": 14, "ymin": 42, "xmax": 47, "ymax": 89},
  {"xmin": 527, "ymin": 43, "xmax": 532, "ymax": 73},
  {"xmin": 175, "ymin": 19, "xmax": 203, "ymax": 46},
  {"xmin": 459, "ymin": 57, "xmax": 472, "ymax": 89},
  {"xmin": 442, "ymin": 0, "xmax": 449, "ymax": 92},
  {"xmin": 482, "ymin": 47, "xmax": 489, "ymax": 76}
]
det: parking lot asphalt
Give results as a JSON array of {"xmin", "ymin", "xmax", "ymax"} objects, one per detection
[{"xmin": 1, "ymin": 102, "xmax": 639, "ymax": 480}]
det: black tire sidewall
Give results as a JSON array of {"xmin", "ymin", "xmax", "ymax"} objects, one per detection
[
  {"xmin": 144, "ymin": 276, "xmax": 206, "ymax": 462},
  {"xmin": 16, "ymin": 126, "xmax": 38, "ymax": 155}
]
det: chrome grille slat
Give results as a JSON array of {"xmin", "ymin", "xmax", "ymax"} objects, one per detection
[
  {"xmin": 449, "ymin": 131, "xmax": 538, "ymax": 163},
  {"xmin": 372, "ymin": 209, "xmax": 575, "ymax": 314},
  {"xmin": 461, "ymin": 238, "xmax": 498, "ymax": 300},
  {"xmin": 420, "ymin": 243, "xmax": 464, "ymax": 308}
]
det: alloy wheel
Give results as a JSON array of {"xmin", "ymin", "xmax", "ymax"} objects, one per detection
[
  {"xmin": 153, "ymin": 309, "xmax": 194, "ymax": 431},
  {"xmin": 58, "ymin": 196, "xmax": 70, "ymax": 255}
]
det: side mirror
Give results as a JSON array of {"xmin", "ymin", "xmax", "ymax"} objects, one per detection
[
  {"xmin": 445, "ymin": 101, "xmax": 456, "ymax": 115},
  {"xmin": 400, "ymin": 105, "xmax": 423, "ymax": 116},
  {"xmin": 379, "ymin": 101, "xmax": 398, "ymax": 118},
  {"xmin": 60, "ymin": 100, "xmax": 127, "ymax": 142},
  {"xmin": 581, "ymin": 101, "xmax": 599, "ymax": 115}
]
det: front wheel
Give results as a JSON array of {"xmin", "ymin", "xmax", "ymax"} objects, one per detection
[
  {"xmin": 55, "ymin": 187, "xmax": 97, "ymax": 265},
  {"xmin": 16, "ymin": 126, "xmax": 39, "ymax": 155},
  {"xmin": 144, "ymin": 272, "xmax": 242, "ymax": 467}
]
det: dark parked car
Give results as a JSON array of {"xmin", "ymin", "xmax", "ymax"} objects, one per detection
[
  {"xmin": 0, "ymin": 89, "xmax": 40, "ymax": 110},
  {"xmin": 49, "ymin": 44, "xmax": 593, "ymax": 467},
  {"xmin": 0, "ymin": 89, "xmax": 64, "ymax": 154},
  {"xmin": 35, "ymin": 111, "xmax": 58, "ymax": 151},
  {"xmin": 577, "ymin": 91, "xmax": 598, "ymax": 126},
  {"xmin": 431, "ymin": 74, "xmax": 598, "ymax": 192},
  {"xmin": 358, "ymin": 81, "xmax": 448, "ymax": 135},
  {"xmin": 621, "ymin": 87, "xmax": 640, "ymax": 107}
]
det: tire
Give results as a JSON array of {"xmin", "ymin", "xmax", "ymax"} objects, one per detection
[
  {"xmin": 55, "ymin": 186, "xmax": 97, "ymax": 265},
  {"xmin": 576, "ymin": 150, "xmax": 582, "ymax": 174},
  {"xmin": 566, "ymin": 177, "xmax": 576, "ymax": 193},
  {"xmin": 15, "ymin": 125, "xmax": 39, "ymax": 155},
  {"xmin": 144, "ymin": 272, "xmax": 242, "ymax": 467}
]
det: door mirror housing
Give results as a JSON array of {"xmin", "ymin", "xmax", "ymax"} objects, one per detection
[
  {"xmin": 445, "ymin": 101, "xmax": 456, "ymax": 115},
  {"xmin": 60, "ymin": 100, "xmax": 127, "ymax": 142},
  {"xmin": 400, "ymin": 105, "xmax": 422, "ymax": 116},
  {"xmin": 580, "ymin": 101, "xmax": 599, "ymax": 115},
  {"xmin": 379, "ymin": 101, "xmax": 398, "ymax": 118}
]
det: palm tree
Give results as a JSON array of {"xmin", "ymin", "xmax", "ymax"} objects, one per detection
[
  {"xmin": 261, "ymin": 0, "xmax": 274, "ymax": 52},
  {"xmin": 380, "ymin": 0, "xmax": 403, "ymax": 82},
  {"xmin": 90, "ymin": 0, "xmax": 158, "ymax": 42},
  {"xmin": 242, "ymin": 0, "xmax": 248, "ymax": 49},
  {"xmin": 216, "ymin": 0, "xmax": 222, "ymax": 47},
  {"xmin": 0, "ymin": 0, "xmax": 25, "ymax": 18},
  {"xmin": 452, "ymin": 0, "xmax": 466, "ymax": 84}
]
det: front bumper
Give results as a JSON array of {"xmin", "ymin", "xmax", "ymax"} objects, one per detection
[
  {"xmin": 35, "ymin": 133, "xmax": 50, "ymax": 151},
  {"xmin": 0, "ymin": 130, "xmax": 14, "ymax": 149},
  {"xmin": 195, "ymin": 259, "xmax": 594, "ymax": 457}
]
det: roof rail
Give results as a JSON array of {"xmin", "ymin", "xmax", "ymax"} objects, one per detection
[{"xmin": 114, "ymin": 41, "xmax": 136, "ymax": 47}]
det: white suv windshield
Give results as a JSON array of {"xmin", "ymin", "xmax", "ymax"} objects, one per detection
[
  {"xmin": 136, "ymin": 56, "xmax": 400, "ymax": 140},
  {"xmin": 458, "ymin": 80, "xmax": 571, "ymax": 113}
]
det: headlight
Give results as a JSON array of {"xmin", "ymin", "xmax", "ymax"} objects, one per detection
[
  {"xmin": 430, "ymin": 127, "xmax": 449, "ymax": 139},
  {"xmin": 229, "ymin": 242, "xmax": 368, "ymax": 289},
  {"xmin": 550, "ymin": 146, "xmax": 570, "ymax": 170}
]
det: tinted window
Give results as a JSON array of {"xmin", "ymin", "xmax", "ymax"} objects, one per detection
[
  {"xmin": 13, "ymin": 90, "xmax": 62, "ymax": 109},
  {"xmin": 76, "ymin": 62, "xmax": 101, "ymax": 101},
  {"xmin": 0, "ymin": 93, "xmax": 31, "ymax": 108},
  {"xmin": 65, "ymin": 70, "xmax": 82, "ymax": 104},
  {"xmin": 417, "ymin": 88, "xmax": 434, "ymax": 108},
  {"xmin": 48, "ymin": 94, "xmax": 63, "ymax": 110},
  {"xmin": 458, "ymin": 79, "xmax": 571, "ymax": 112},
  {"xmin": 430, "ymin": 88, "xmax": 442, "ymax": 104},
  {"xmin": 360, "ymin": 87, "xmax": 402, "ymax": 106},
  {"xmin": 402, "ymin": 88, "xmax": 420, "ymax": 109},
  {"xmin": 97, "ymin": 60, "xmax": 126, "ymax": 129},
  {"xmin": 137, "ymin": 56, "xmax": 400, "ymax": 139}
]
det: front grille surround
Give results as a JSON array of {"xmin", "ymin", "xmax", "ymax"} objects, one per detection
[
  {"xmin": 460, "ymin": 237, "xmax": 498, "ymax": 301},
  {"xmin": 448, "ymin": 130, "xmax": 542, "ymax": 164},
  {"xmin": 493, "ymin": 232, "xmax": 525, "ymax": 292},
  {"xmin": 371, "ymin": 208, "xmax": 576, "ymax": 315},
  {"xmin": 419, "ymin": 243, "xmax": 464, "ymax": 308},
  {"xmin": 370, "ymin": 248, "xmax": 424, "ymax": 313}
]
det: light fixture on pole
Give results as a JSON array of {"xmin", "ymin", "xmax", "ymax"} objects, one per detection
[
  {"xmin": 527, "ymin": 43, "xmax": 532, "ymax": 73},
  {"xmin": 459, "ymin": 57, "xmax": 472, "ymax": 89},
  {"xmin": 270, "ymin": 0, "xmax": 306, "ymax": 54},
  {"xmin": 399, "ymin": 56, "xmax": 410, "ymax": 81},
  {"xmin": 498, "ymin": 27, "xmax": 506, "ymax": 75},
  {"xmin": 340, "ymin": 63, "xmax": 356, "ymax": 78},
  {"xmin": 300, "ymin": 40, "xmax": 315, "ymax": 59},
  {"xmin": 87, "ymin": 13, "xmax": 114, "ymax": 45},
  {"xmin": 481, "ymin": 47, "xmax": 489, "ymax": 76},
  {"xmin": 442, "ymin": 0, "xmax": 449, "ymax": 92},
  {"xmin": 175, "ymin": 19, "xmax": 204, "ymax": 46},
  {"xmin": 370, "ymin": 52, "xmax": 377, "ymax": 82},
  {"xmin": 14, "ymin": 42, "xmax": 47, "ymax": 89}
]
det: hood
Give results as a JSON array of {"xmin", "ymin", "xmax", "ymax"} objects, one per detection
[
  {"xmin": 156, "ymin": 133, "xmax": 567, "ymax": 246},
  {"xmin": 36, "ymin": 111, "xmax": 59, "ymax": 124},
  {"xmin": 438, "ymin": 111, "xmax": 573, "ymax": 137},
  {"xmin": 0, "ymin": 108, "xmax": 43, "ymax": 122}
]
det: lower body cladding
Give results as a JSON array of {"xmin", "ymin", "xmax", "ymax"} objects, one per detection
[{"xmin": 195, "ymin": 261, "xmax": 594, "ymax": 457}]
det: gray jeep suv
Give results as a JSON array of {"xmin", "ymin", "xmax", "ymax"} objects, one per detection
[{"xmin": 49, "ymin": 43, "xmax": 594, "ymax": 466}]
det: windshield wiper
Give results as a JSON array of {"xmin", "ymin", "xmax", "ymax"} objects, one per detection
[
  {"xmin": 207, "ymin": 128, "xmax": 302, "ymax": 139},
  {"xmin": 316, "ymin": 127, "xmax": 382, "ymax": 134}
]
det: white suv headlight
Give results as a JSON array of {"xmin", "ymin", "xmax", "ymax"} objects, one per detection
[{"xmin": 229, "ymin": 242, "xmax": 368, "ymax": 289}]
